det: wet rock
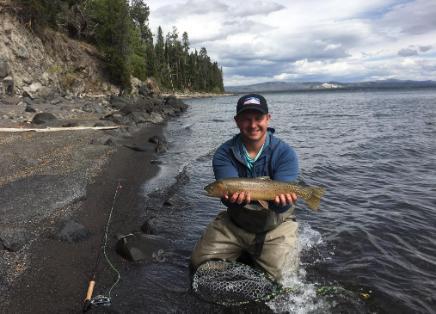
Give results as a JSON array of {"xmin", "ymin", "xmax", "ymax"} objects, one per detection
[
  {"xmin": 141, "ymin": 217, "xmax": 158, "ymax": 234},
  {"xmin": 148, "ymin": 135, "xmax": 168, "ymax": 152},
  {"xmin": 163, "ymin": 199, "xmax": 174, "ymax": 206},
  {"xmin": 123, "ymin": 143, "xmax": 149, "ymax": 152},
  {"xmin": 32, "ymin": 112, "xmax": 57, "ymax": 124},
  {"xmin": 115, "ymin": 232, "xmax": 170, "ymax": 262},
  {"xmin": 54, "ymin": 219, "xmax": 90, "ymax": 243},
  {"xmin": 150, "ymin": 159, "xmax": 163, "ymax": 165},
  {"xmin": 164, "ymin": 95, "xmax": 188, "ymax": 112},
  {"xmin": 155, "ymin": 141, "xmax": 167, "ymax": 153},
  {"xmin": 0, "ymin": 227, "xmax": 31, "ymax": 252},
  {"xmin": 148, "ymin": 135, "xmax": 166, "ymax": 145}
]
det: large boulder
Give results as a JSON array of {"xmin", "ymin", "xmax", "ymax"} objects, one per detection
[
  {"xmin": 22, "ymin": 82, "xmax": 43, "ymax": 99},
  {"xmin": 32, "ymin": 112, "xmax": 57, "ymax": 124}
]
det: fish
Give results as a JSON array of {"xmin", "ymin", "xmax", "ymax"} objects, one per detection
[{"xmin": 204, "ymin": 177, "xmax": 325, "ymax": 210}]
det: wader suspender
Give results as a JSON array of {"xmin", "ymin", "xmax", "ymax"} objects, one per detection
[{"xmin": 253, "ymin": 231, "xmax": 268, "ymax": 258}]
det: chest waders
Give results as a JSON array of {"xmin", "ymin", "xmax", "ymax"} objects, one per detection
[{"xmin": 227, "ymin": 202, "xmax": 295, "ymax": 257}]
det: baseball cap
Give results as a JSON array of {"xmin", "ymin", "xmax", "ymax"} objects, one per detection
[{"xmin": 236, "ymin": 94, "xmax": 268, "ymax": 116}]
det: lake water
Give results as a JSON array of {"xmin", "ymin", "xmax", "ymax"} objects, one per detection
[{"xmin": 110, "ymin": 89, "xmax": 436, "ymax": 313}]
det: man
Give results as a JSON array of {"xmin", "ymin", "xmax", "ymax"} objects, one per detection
[{"xmin": 191, "ymin": 94, "xmax": 299, "ymax": 282}]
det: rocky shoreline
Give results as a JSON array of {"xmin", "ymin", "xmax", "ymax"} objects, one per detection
[{"xmin": 0, "ymin": 91, "xmax": 188, "ymax": 311}]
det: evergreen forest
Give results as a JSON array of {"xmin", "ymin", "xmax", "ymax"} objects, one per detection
[{"xmin": 14, "ymin": 0, "xmax": 225, "ymax": 93}]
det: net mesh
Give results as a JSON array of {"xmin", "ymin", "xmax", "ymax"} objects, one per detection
[{"xmin": 192, "ymin": 260, "xmax": 283, "ymax": 306}]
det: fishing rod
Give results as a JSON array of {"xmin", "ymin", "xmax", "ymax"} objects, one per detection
[{"xmin": 83, "ymin": 182, "xmax": 123, "ymax": 312}]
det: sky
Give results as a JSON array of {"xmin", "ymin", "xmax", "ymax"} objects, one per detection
[{"xmin": 145, "ymin": 0, "xmax": 436, "ymax": 86}]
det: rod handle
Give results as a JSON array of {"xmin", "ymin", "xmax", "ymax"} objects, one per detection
[
  {"xmin": 82, "ymin": 280, "xmax": 96, "ymax": 312},
  {"xmin": 85, "ymin": 280, "xmax": 96, "ymax": 302}
]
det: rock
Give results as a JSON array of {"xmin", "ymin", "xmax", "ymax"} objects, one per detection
[
  {"xmin": 0, "ymin": 227, "xmax": 31, "ymax": 252},
  {"xmin": 148, "ymin": 135, "xmax": 168, "ymax": 153},
  {"xmin": 141, "ymin": 216, "xmax": 158, "ymax": 234},
  {"xmin": 104, "ymin": 138, "xmax": 115, "ymax": 146},
  {"xmin": 138, "ymin": 84, "xmax": 149, "ymax": 96},
  {"xmin": 123, "ymin": 143, "xmax": 149, "ymax": 152},
  {"xmin": 25, "ymin": 105, "xmax": 36, "ymax": 113},
  {"xmin": 32, "ymin": 112, "xmax": 57, "ymax": 124},
  {"xmin": 148, "ymin": 135, "xmax": 167, "ymax": 145},
  {"xmin": 109, "ymin": 95, "xmax": 131, "ymax": 110},
  {"xmin": 22, "ymin": 96, "xmax": 33, "ymax": 106},
  {"xmin": 150, "ymin": 159, "xmax": 163, "ymax": 165},
  {"xmin": 61, "ymin": 121, "xmax": 79, "ymax": 127},
  {"xmin": 82, "ymin": 103, "xmax": 104, "ymax": 113},
  {"xmin": 148, "ymin": 112, "xmax": 164, "ymax": 124},
  {"xmin": 50, "ymin": 98, "xmax": 63, "ymax": 106},
  {"xmin": 54, "ymin": 219, "xmax": 90, "ymax": 243},
  {"xmin": 14, "ymin": 45, "xmax": 29, "ymax": 59},
  {"xmin": 163, "ymin": 199, "xmax": 174, "ymax": 206},
  {"xmin": 115, "ymin": 232, "xmax": 170, "ymax": 262},
  {"xmin": 155, "ymin": 141, "xmax": 168, "ymax": 153},
  {"xmin": 146, "ymin": 78, "xmax": 161, "ymax": 96},
  {"xmin": 0, "ymin": 60, "xmax": 10, "ymax": 78},
  {"xmin": 37, "ymin": 86, "xmax": 55, "ymax": 99},
  {"xmin": 27, "ymin": 82, "xmax": 43, "ymax": 93},
  {"xmin": 128, "ymin": 112, "xmax": 149, "ymax": 124},
  {"xmin": 90, "ymin": 136, "xmax": 115, "ymax": 146},
  {"xmin": 2, "ymin": 76, "xmax": 14, "ymax": 96}
]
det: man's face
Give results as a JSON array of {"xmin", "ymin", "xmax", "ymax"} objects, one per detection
[{"xmin": 235, "ymin": 110, "xmax": 271, "ymax": 143}]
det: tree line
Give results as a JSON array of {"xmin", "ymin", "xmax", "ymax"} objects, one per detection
[{"xmin": 14, "ymin": 0, "xmax": 224, "ymax": 93}]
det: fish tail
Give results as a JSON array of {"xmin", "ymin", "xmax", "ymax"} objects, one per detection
[{"xmin": 304, "ymin": 186, "xmax": 325, "ymax": 211}]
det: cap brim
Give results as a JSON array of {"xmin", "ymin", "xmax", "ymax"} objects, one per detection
[{"xmin": 236, "ymin": 105, "xmax": 268, "ymax": 115}]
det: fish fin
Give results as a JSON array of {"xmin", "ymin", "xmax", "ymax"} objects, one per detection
[
  {"xmin": 256, "ymin": 176, "xmax": 271, "ymax": 181},
  {"xmin": 304, "ymin": 186, "xmax": 326, "ymax": 211},
  {"xmin": 258, "ymin": 200, "xmax": 270, "ymax": 209}
]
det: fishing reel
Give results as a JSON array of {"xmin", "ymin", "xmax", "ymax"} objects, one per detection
[{"xmin": 83, "ymin": 295, "xmax": 111, "ymax": 312}]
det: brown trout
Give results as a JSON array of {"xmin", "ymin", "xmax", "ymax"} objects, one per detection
[{"xmin": 204, "ymin": 177, "xmax": 325, "ymax": 210}]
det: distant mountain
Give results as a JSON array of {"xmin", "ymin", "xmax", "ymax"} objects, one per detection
[{"xmin": 225, "ymin": 79, "xmax": 436, "ymax": 93}]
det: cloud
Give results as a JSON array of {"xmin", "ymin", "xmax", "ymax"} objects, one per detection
[
  {"xmin": 146, "ymin": 0, "xmax": 436, "ymax": 85},
  {"xmin": 419, "ymin": 45, "xmax": 432, "ymax": 52},
  {"xmin": 398, "ymin": 48, "xmax": 418, "ymax": 57},
  {"xmin": 379, "ymin": 0, "xmax": 436, "ymax": 35}
]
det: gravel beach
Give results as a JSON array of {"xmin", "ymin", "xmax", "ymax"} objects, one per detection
[{"xmin": 0, "ymin": 93, "xmax": 187, "ymax": 312}]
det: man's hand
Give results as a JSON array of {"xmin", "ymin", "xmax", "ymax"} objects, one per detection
[
  {"xmin": 274, "ymin": 193, "xmax": 297, "ymax": 207},
  {"xmin": 223, "ymin": 191, "xmax": 252, "ymax": 204},
  {"xmin": 223, "ymin": 192, "xmax": 297, "ymax": 207}
]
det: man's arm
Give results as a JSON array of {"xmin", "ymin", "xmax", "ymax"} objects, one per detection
[
  {"xmin": 269, "ymin": 144, "xmax": 299, "ymax": 212},
  {"xmin": 212, "ymin": 144, "xmax": 249, "ymax": 208}
]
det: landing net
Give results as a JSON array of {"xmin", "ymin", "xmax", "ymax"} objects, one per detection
[{"xmin": 192, "ymin": 260, "xmax": 284, "ymax": 306}]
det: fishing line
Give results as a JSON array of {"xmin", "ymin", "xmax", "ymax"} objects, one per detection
[{"xmin": 83, "ymin": 182, "xmax": 123, "ymax": 312}]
